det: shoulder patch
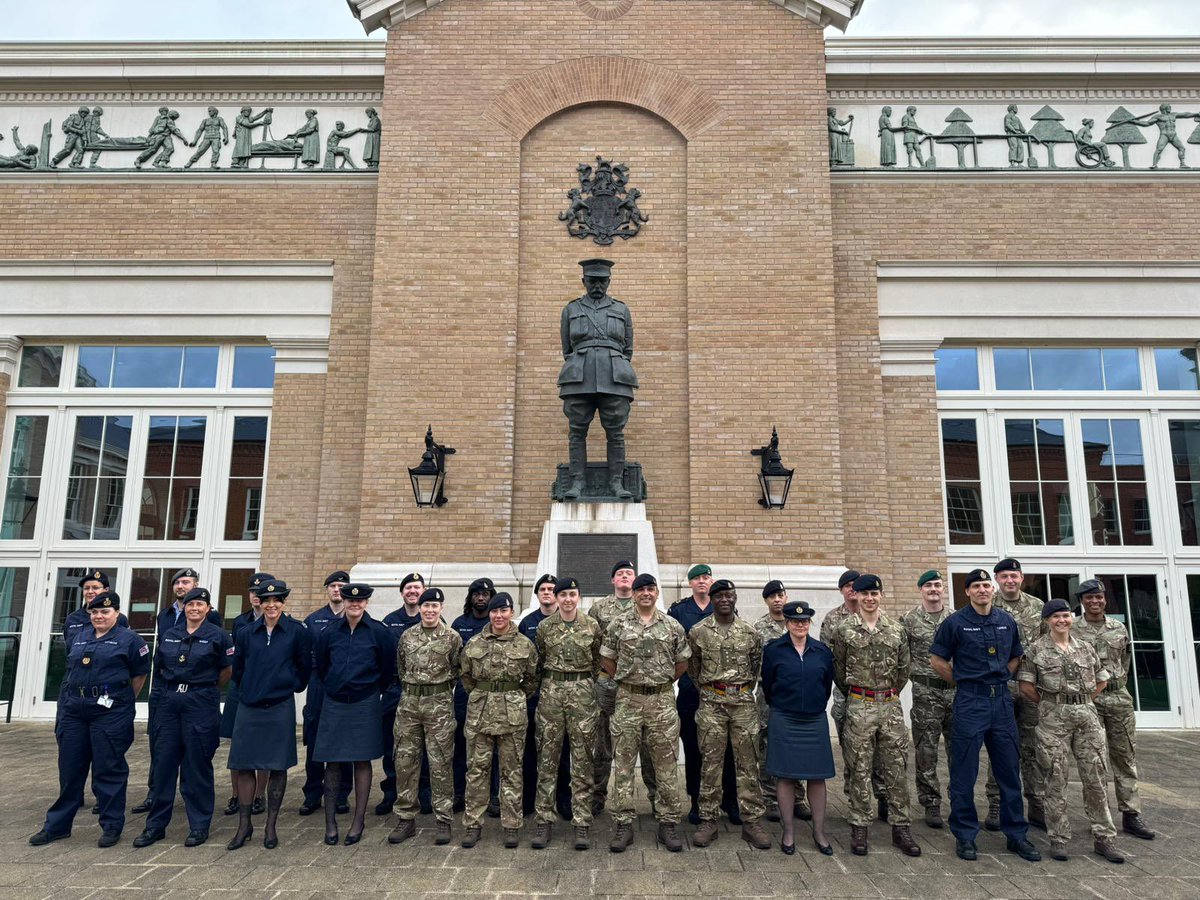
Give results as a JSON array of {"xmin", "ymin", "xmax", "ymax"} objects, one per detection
[
  {"xmin": 226, "ymin": 646, "xmax": 236, "ymax": 656},
  {"xmin": 139, "ymin": 645, "xmax": 150, "ymax": 656}
]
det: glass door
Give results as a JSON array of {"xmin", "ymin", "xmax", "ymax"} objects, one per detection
[{"xmin": 1176, "ymin": 571, "xmax": 1200, "ymax": 727}]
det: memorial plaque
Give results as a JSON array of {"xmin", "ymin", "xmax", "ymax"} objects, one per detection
[{"xmin": 557, "ymin": 533, "xmax": 638, "ymax": 597}]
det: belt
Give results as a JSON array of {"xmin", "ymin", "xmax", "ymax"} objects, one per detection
[
  {"xmin": 911, "ymin": 673, "xmax": 954, "ymax": 691},
  {"xmin": 543, "ymin": 670, "xmax": 592, "ymax": 682},
  {"xmin": 403, "ymin": 681, "xmax": 453, "ymax": 697},
  {"xmin": 705, "ymin": 681, "xmax": 753, "ymax": 696},
  {"xmin": 473, "ymin": 680, "xmax": 521, "ymax": 692},
  {"xmin": 619, "ymin": 682, "xmax": 673, "ymax": 695},
  {"xmin": 66, "ymin": 681, "xmax": 129, "ymax": 697},
  {"xmin": 848, "ymin": 686, "xmax": 898, "ymax": 702},
  {"xmin": 165, "ymin": 681, "xmax": 215, "ymax": 693},
  {"xmin": 573, "ymin": 339, "xmax": 623, "ymax": 352},
  {"xmin": 1042, "ymin": 692, "xmax": 1090, "ymax": 705},
  {"xmin": 955, "ymin": 681, "xmax": 1008, "ymax": 697},
  {"xmin": 1103, "ymin": 679, "xmax": 1126, "ymax": 693}
]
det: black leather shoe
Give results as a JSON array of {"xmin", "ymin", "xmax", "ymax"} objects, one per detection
[
  {"xmin": 344, "ymin": 830, "xmax": 364, "ymax": 846},
  {"xmin": 29, "ymin": 829, "xmax": 70, "ymax": 846},
  {"xmin": 336, "ymin": 802, "xmax": 350, "ymax": 815},
  {"xmin": 374, "ymin": 797, "xmax": 395, "ymax": 816},
  {"xmin": 132, "ymin": 797, "xmax": 153, "ymax": 815},
  {"xmin": 813, "ymin": 837, "xmax": 834, "ymax": 856},
  {"xmin": 263, "ymin": 834, "xmax": 279, "ymax": 850},
  {"xmin": 780, "ymin": 840, "xmax": 795, "ymax": 855},
  {"xmin": 725, "ymin": 806, "xmax": 742, "ymax": 826},
  {"xmin": 324, "ymin": 832, "xmax": 339, "ymax": 846},
  {"xmin": 687, "ymin": 802, "xmax": 701, "ymax": 826},
  {"xmin": 132, "ymin": 829, "xmax": 165, "ymax": 848},
  {"xmin": 298, "ymin": 799, "xmax": 321, "ymax": 816},
  {"xmin": 251, "ymin": 797, "xmax": 266, "ymax": 815},
  {"xmin": 955, "ymin": 838, "xmax": 978, "ymax": 861},
  {"xmin": 1006, "ymin": 837, "xmax": 1042, "ymax": 862},
  {"xmin": 184, "ymin": 829, "xmax": 209, "ymax": 847},
  {"xmin": 486, "ymin": 797, "xmax": 501, "ymax": 818},
  {"xmin": 226, "ymin": 825, "xmax": 254, "ymax": 851},
  {"xmin": 91, "ymin": 803, "xmax": 101, "ymax": 815},
  {"xmin": 97, "ymin": 829, "xmax": 121, "ymax": 848},
  {"xmin": 222, "ymin": 797, "xmax": 239, "ymax": 816}
]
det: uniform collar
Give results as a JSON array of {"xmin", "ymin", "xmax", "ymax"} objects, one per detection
[
  {"xmin": 482, "ymin": 624, "xmax": 517, "ymax": 640},
  {"xmin": 252, "ymin": 614, "xmax": 292, "ymax": 634}
]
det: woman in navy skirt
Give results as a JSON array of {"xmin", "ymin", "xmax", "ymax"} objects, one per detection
[
  {"xmin": 312, "ymin": 582, "xmax": 395, "ymax": 845},
  {"xmin": 761, "ymin": 600, "xmax": 835, "ymax": 855},
  {"xmin": 226, "ymin": 579, "xmax": 311, "ymax": 850}
]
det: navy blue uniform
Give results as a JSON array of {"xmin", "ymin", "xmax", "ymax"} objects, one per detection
[
  {"xmin": 301, "ymin": 604, "xmax": 351, "ymax": 805},
  {"xmin": 313, "ymin": 612, "xmax": 395, "ymax": 700},
  {"xmin": 518, "ymin": 608, "xmax": 573, "ymax": 817},
  {"xmin": 379, "ymin": 606, "xmax": 423, "ymax": 804},
  {"xmin": 64, "ymin": 605, "xmax": 129, "ymax": 638},
  {"xmin": 220, "ymin": 609, "xmax": 261, "ymax": 739},
  {"xmin": 146, "ymin": 620, "xmax": 233, "ymax": 834},
  {"xmin": 451, "ymin": 610, "xmax": 494, "ymax": 805},
  {"xmin": 669, "ymin": 597, "xmax": 738, "ymax": 816},
  {"xmin": 42, "ymin": 625, "xmax": 150, "ymax": 838},
  {"xmin": 234, "ymin": 614, "xmax": 312, "ymax": 704},
  {"xmin": 930, "ymin": 605, "xmax": 1027, "ymax": 843}
]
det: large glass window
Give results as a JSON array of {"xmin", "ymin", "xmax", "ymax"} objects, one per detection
[
  {"xmin": 1, "ymin": 415, "xmax": 49, "ymax": 539},
  {"xmin": 1095, "ymin": 573, "xmax": 1169, "ymax": 712},
  {"xmin": 138, "ymin": 416, "xmax": 208, "ymax": 541},
  {"xmin": 1155, "ymin": 347, "xmax": 1199, "ymax": 391},
  {"xmin": 1188, "ymin": 574, "xmax": 1200, "ymax": 698},
  {"xmin": 1004, "ymin": 418, "xmax": 1073, "ymax": 545},
  {"xmin": 232, "ymin": 347, "xmax": 276, "ymax": 389},
  {"xmin": 17, "ymin": 345, "xmax": 62, "ymax": 388},
  {"xmin": 62, "ymin": 416, "xmax": 132, "ymax": 540},
  {"xmin": 76, "ymin": 345, "xmax": 219, "ymax": 389},
  {"xmin": 0, "ymin": 568, "xmax": 28, "ymax": 710},
  {"xmin": 934, "ymin": 348, "xmax": 979, "ymax": 391},
  {"xmin": 1081, "ymin": 419, "xmax": 1151, "ymax": 546},
  {"xmin": 1169, "ymin": 421, "xmax": 1200, "ymax": 546},
  {"xmin": 994, "ymin": 347, "xmax": 1140, "ymax": 391},
  {"xmin": 225, "ymin": 417, "xmax": 268, "ymax": 541},
  {"xmin": 941, "ymin": 418, "xmax": 985, "ymax": 545}
]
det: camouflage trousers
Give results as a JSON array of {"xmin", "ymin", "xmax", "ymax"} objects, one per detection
[
  {"xmin": 394, "ymin": 692, "xmax": 455, "ymax": 823},
  {"xmin": 909, "ymin": 683, "xmax": 954, "ymax": 810},
  {"xmin": 832, "ymin": 688, "xmax": 885, "ymax": 801},
  {"xmin": 697, "ymin": 697, "xmax": 765, "ymax": 823},
  {"xmin": 1035, "ymin": 701, "xmax": 1116, "ymax": 842},
  {"xmin": 593, "ymin": 677, "xmax": 656, "ymax": 805},
  {"xmin": 463, "ymin": 724, "xmax": 524, "ymax": 829},
  {"xmin": 1094, "ymin": 689, "xmax": 1141, "ymax": 814},
  {"xmin": 841, "ymin": 696, "xmax": 911, "ymax": 827},
  {"xmin": 986, "ymin": 685, "xmax": 1042, "ymax": 804},
  {"xmin": 536, "ymin": 678, "xmax": 598, "ymax": 826},
  {"xmin": 610, "ymin": 687, "xmax": 683, "ymax": 826},
  {"xmin": 756, "ymin": 693, "xmax": 806, "ymax": 808}
]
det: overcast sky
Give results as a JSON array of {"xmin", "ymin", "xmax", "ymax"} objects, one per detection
[{"xmin": 0, "ymin": 0, "xmax": 1197, "ymax": 40}]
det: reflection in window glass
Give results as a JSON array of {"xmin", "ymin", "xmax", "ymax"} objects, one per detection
[
  {"xmin": 113, "ymin": 346, "xmax": 182, "ymax": 389},
  {"xmin": 76, "ymin": 345, "xmax": 219, "ymax": 389},
  {"xmin": 0, "ymin": 566, "xmax": 28, "ymax": 703},
  {"xmin": 940, "ymin": 419, "xmax": 984, "ymax": 545},
  {"xmin": 1155, "ymin": 347, "xmax": 1199, "ymax": 391},
  {"xmin": 43, "ymin": 567, "xmax": 89, "ymax": 700},
  {"xmin": 1169, "ymin": 420, "xmax": 1200, "ymax": 546},
  {"xmin": 138, "ymin": 416, "xmax": 207, "ymax": 541},
  {"xmin": 225, "ymin": 416, "xmax": 268, "ymax": 541},
  {"xmin": 1019, "ymin": 572, "xmax": 1079, "ymax": 609},
  {"xmin": 1005, "ymin": 418, "xmax": 1073, "ymax": 545},
  {"xmin": 1081, "ymin": 419, "xmax": 1151, "ymax": 546},
  {"xmin": 1031, "ymin": 348, "xmax": 1103, "ymax": 390},
  {"xmin": 76, "ymin": 346, "xmax": 114, "ymax": 387},
  {"xmin": 1187, "ymin": 575, "xmax": 1200, "ymax": 696},
  {"xmin": 232, "ymin": 346, "xmax": 275, "ymax": 389},
  {"xmin": 1096, "ymin": 573, "xmax": 1169, "ymax": 712},
  {"xmin": 1101, "ymin": 348, "xmax": 1141, "ymax": 390},
  {"xmin": 934, "ymin": 349, "xmax": 979, "ymax": 391},
  {"xmin": 1, "ymin": 416, "xmax": 49, "ymax": 540},
  {"xmin": 995, "ymin": 346, "xmax": 1141, "ymax": 391},
  {"xmin": 181, "ymin": 346, "xmax": 219, "ymax": 388},
  {"xmin": 994, "ymin": 348, "xmax": 1031, "ymax": 390},
  {"xmin": 62, "ymin": 415, "xmax": 132, "ymax": 540},
  {"xmin": 17, "ymin": 345, "xmax": 63, "ymax": 388}
]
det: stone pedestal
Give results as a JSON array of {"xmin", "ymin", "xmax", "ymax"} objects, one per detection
[{"xmin": 550, "ymin": 462, "xmax": 647, "ymax": 503}]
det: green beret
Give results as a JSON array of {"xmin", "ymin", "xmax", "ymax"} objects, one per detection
[
  {"xmin": 917, "ymin": 569, "xmax": 943, "ymax": 588},
  {"xmin": 687, "ymin": 564, "xmax": 712, "ymax": 580}
]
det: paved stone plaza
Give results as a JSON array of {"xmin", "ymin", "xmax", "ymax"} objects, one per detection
[{"xmin": 0, "ymin": 724, "xmax": 1197, "ymax": 899}]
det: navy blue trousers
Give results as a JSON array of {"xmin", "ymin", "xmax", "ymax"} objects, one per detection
[
  {"xmin": 147, "ymin": 687, "xmax": 221, "ymax": 833},
  {"xmin": 44, "ymin": 690, "xmax": 136, "ymax": 836},
  {"xmin": 948, "ymin": 683, "xmax": 1028, "ymax": 843}
]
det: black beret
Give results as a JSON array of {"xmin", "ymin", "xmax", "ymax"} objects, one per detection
[
  {"xmin": 1042, "ymin": 598, "xmax": 1071, "ymax": 618},
  {"xmin": 838, "ymin": 569, "xmax": 861, "ymax": 589},
  {"xmin": 254, "ymin": 579, "xmax": 290, "ymax": 600},
  {"xmin": 963, "ymin": 568, "xmax": 992, "ymax": 589},
  {"xmin": 182, "ymin": 587, "xmax": 211, "ymax": 605},
  {"xmin": 419, "ymin": 587, "xmax": 445, "ymax": 605},
  {"xmin": 993, "ymin": 558, "xmax": 1022, "ymax": 574},
  {"xmin": 709, "ymin": 579, "xmax": 736, "ymax": 596},
  {"xmin": 852, "ymin": 574, "xmax": 882, "ymax": 593},
  {"xmin": 342, "ymin": 583, "xmax": 373, "ymax": 600},
  {"xmin": 248, "ymin": 572, "xmax": 275, "ymax": 590},
  {"xmin": 611, "ymin": 560, "xmax": 636, "ymax": 576},
  {"xmin": 535, "ymin": 573, "xmax": 557, "ymax": 592},
  {"xmin": 171, "ymin": 567, "xmax": 200, "ymax": 585},
  {"xmin": 553, "ymin": 577, "xmax": 579, "ymax": 594},
  {"xmin": 631, "ymin": 573, "xmax": 657, "ymax": 591},
  {"xmin": 87, "ymin": 590, "xmax": 120, "ymax": 611},
  {"xmin": 468, "ymin": 578, "xmax": 496, "ymax": 597},
  {"xmin": 79, "ymin": 569, "xmax": 109, "ymax": 589},
  {"xmin": 400, "ymin": 572, "xmax": 425, "ymax": 590},
  {"xmin": 1075, "ymin": 578, "xmax": 1105, "ymax": 598},
  {"xmin": 762, "ymin": 580, "xmax": 785, "ymax": 598},
  {"xmin": 782, "ymin": 601, "xmax": 814, "ymax": 621},
  {"xmin": 487, "ymin": 592, "xmax": 514, "ymax": 612},
  {"xmin": 324, "ymin": 570, "xmax": 350, "ymax": 586}
]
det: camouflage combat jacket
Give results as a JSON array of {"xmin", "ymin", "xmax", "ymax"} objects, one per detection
[
  {"xmin": 832, "ymin": 612, "xmax": 910, "ymax": 694},
  {"xmin": 588, "ymin": 593, "xmax": 635, "ymax": 635},
  {"xmin": 752, "ymin": 613, "xmax": 786, "ymax": 646},
  {"xmin": 993, "ymin": 590, "xmax": 1043, "ymax": 650},
  {"xmin": 397, "ymin": 620, "xmax": 462, "ymax": 687},
  {"xmin": 1017, "ymin": 634, "xmax": 1109, "ymax": 697},
  {"xmin": 687, "ymin": 615, "xmax": 762, "ymax": 704},
  {"xmin": 899, "ymin": 605, "xmax": 953, "ymax": 680},
  {"xmin": 600, "ymin": 607, "xmax": 689, "ymax": 687},
  {"xmin": 1073, "ymin": 615, "xmax": 1131, "ymax": 687},
  {"xmin": 460, "ymin": 624, "xmax": 538, "ymax": 733},
  {"xmin": 819, "ymin": 603, "xmax": 852, "ymax": 649},
  {"xmin": 535, "ymin": 611, "xmax": 602, "ymax": 677}
]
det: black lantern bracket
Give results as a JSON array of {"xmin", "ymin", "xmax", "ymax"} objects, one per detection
[
  {"xmin": 409, "ymin": 425, "xmax": 456, "ymax": 508},
  {"xmin": 750, "ymin": 426, "xmax": 794, "ymax": 510}
]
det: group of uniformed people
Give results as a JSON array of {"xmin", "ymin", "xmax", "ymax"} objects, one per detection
[{"xmin": 29, "ymin": 557, "xmax": 1156, "ymax": 863}]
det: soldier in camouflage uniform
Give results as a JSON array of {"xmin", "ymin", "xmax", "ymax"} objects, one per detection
[
  {"xmin": 753, "ymin": 580, "xmax": 788, "ymax": 821},
  {"xmin": 1073, "ymin": 579, "xmax": 1155, "ymax": 840},
  {"xmin": 532, "ymin": 577, "xmax": 603, "ymax": 851},
  {"xmin": 687, "ymin": 580, "xmax": 770, "ymax": 849},
  {"xmin": 388, "ymin": 588, "xmax": 462, "ymax": 847},
  {"xmin": 986, "ymin": 558, "xmax": 1046, "ymax": 831},
  {"xmin": 600, "ymin": 573, "xmax": 689, "ymax": 853},
  {"xmin": 899, "ymin": 569, "xmax": 955, "ymax": 829},
  {"xmin": 831, "ymin": 574, "xmax": 920, "ymax": 857},
  {"xmin": 588, "ymin": 560, "xmax": 656, "ymax": 813},
  {"xmin": 1017, "ymin": 598, "xmax": 1125, "ymax": 863},
  {"xmin": 459, "ymin": 593, "xmax": 539, "ymax": 849}
]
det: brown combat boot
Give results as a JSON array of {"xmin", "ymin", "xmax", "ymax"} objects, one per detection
[
  {"xmin": 1094, "ymin": 837, "xmax": 1125, "ymax": 864},
  {"xmin": 434, "ymin": 820, "xmax": 451, "ymax": 845},
  {"xmin": 983, "ymin": 799, "xmax": 1001, "ymax": 831},
  {"xmin": 387, "ymin": 818, "xmax": 416, "ymax": 845},
  {"xmin": 1049, "ymin": 840, "xmax": 1068, "ymax": 861},
  {"xmin": 531, "ymin": 821, "xmax": 551, "ymax": 849},
  {"xmin": 741, "ymin": 820, "xmax": 771, "ymax": 850},
  {"xmin": 892, "ymin": 825, "xmax": 921, "ymax": 857},
  {"xmin": 610, "ymin": 822, "xmax": 634, "ymax": 853},
  {"xmin": 1027, "ymin": 799, "xmax": 1047, "ymax": 831},
  {"xmin": 924, "ymin": 805, "xmax": 944, "ymax": 829},
  {"xmin": 461, "ymin": 825, "xmax": 481, "ymax": 848},
  {"xmin": 573, "ymin": 825, "xmax": 590, "ymax": 850},
  {"xmin": 850, "ymin": 825, "xmax": 869, "ymax": 856},
  {"xmin": 692, "ymin": 820, "xmax": 719, "ymax": 847},
  {"xmin": 1123, "ymin": 812, "xmax": 1156, "ymax": 840},
  {"xmin": 658, "ymin": 822, "xmax": 684, "ymax": 852},
  {"xmin": 502, "ymin": 827, "xmax": 520, "ymax": 849}
]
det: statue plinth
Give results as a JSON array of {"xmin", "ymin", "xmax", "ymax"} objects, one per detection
[{"xmin": 551, "ymin": 462, "xmax": 646, "ymax": 503}]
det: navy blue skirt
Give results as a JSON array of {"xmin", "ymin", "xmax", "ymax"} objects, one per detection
[
  {"xmin": 227, "ymin": 696, "xmax": 298, "ymax": 771},
  {"xmin": 314, "ymin": 694, "xmax": 383, "ymax": 762},
  {"xmin": 766, "ymin": 707, "xmax": 835, "ymax": 781},
  {"xmin": 219, "ymin": 681, "xmax": 241, "ymax": 739}
]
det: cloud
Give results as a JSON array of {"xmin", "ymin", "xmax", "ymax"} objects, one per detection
[{"xmin": 841, "ymin": 0, "xmax": 1200, "ymax": 36}]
